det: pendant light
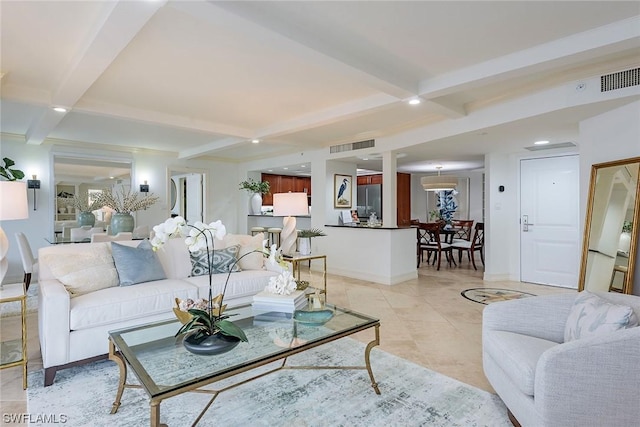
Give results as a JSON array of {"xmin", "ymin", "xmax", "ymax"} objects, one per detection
[{"xmin": 421, "ymin": 166, "xmax": 458, "ymax": 192}]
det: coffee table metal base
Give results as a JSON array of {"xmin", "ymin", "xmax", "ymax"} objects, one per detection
[{"xmin": 109, "ymin": 325, "xmax": 380, "ymax": 427}]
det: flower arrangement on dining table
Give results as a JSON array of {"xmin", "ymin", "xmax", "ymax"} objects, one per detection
[
  {"xmin": 97, "ymin": 187, "xmax": 159, "ymax": 213},
  {"xmin": 151, "ymin": 216, "xmax": 285, "ymax": 344},
  {"xmin": 70, "ymin": 194, "xmax": 102, "ymax": 213}
]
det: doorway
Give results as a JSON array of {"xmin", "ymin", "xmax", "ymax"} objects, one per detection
[
  {"xmin": 520, "ymin": 155, "xmax": 579, "ymax": 288},
  {"xmin": 168, "ymin": 167, "xmax": 206, "ymax": 224}
]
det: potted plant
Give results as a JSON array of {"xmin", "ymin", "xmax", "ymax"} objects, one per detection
[
  {"xmin": 0, "ymin": 157, "xmax": 25, "ymax": 181},
  {"xmin": 619, "ymin": 220, "xmax": 633, "ymax": 254},
  {"xmin": 239, "ymin": 178, "xmax": 270, "ymax": 215},
  {"xmin": 297, "ymin": 228, "xmax": 326, "ymax": 255}
]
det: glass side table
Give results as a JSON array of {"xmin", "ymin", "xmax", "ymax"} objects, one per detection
[
  {"xmin": 0, "ymin": 282, "xmax": 28, "ymax": 389},
  {"xmin": 283, "ymin": 253, "xmax": 327, "ymax": 298}
]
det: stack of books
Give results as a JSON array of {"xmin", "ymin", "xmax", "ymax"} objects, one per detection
[{"xmin": 252, "ymin": 290, "xmax": 307, "ymax": 313}]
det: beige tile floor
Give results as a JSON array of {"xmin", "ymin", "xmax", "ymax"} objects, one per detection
[{"xmin": 0, "ymin": 260, "xmax": 572, "ymax": 423}]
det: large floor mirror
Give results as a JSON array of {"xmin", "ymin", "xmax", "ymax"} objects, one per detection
[
  {"xmin": 167, "ymin": 167, "xmax": 206, "ymax": 224},
  {"xmin": 579, "ymin": 157, "xmax": 640, "ymax": 294}
]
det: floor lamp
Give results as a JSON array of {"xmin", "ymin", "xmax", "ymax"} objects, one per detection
[
  {"xmin": 273, "ymin": 192, "xmax": 309, "ymax": 257},
  {"xmin": 0, "ymin": 181, "xmax": 29, "ymax": 285}
]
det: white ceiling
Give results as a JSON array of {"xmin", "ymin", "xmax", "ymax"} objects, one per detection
[{"xmin": 1, "ymin": 1, "xmax": 639, "ymax": 174}]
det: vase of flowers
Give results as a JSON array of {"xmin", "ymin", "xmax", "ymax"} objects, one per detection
[
  {"xmin": 71, "ymin": 194, "xmax": 102, "ymax": 226},
  {"xmin": 152, "ymin": 216, "xmax": 272, "ymax": 355},
  {"xmin": 239, "ymin": 179, "xmax": 270, "ymax": 215},
  {"xmin": 97, "ymin": 188, "xmax": 159, "ymax": 234}
]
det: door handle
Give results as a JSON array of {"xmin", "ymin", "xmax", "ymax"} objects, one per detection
[{"xmin": 522, "ymin": 215, "xmax": 534, "ymax": 232}]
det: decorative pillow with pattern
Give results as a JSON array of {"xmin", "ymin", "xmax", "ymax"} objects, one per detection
[
  {"xmin": 190, "ymin": 245, "xmax": 241, "ymax": 276},
  {"xmin": 215, "ymin": 233, "xmax": 265, "ymax": 270},
  {"xmin": 564, "ymin": 291, "xmax": 638, "ymax": 342}
]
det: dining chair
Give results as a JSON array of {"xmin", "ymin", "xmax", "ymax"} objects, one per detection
[
  {"xmin": 91, "ymin": 232, "xmax": 133, "ymax": 243},
  {"xmin": 70, "ymin": 226, "xmax": 103, "ymax": 242},
  {"xmin": 451, "ymin": 222, "xmax": 484, "ymax": 270},
  {"xmin": 417, "ymin": 222, "xmax": 455, "ymax": 270},
  {"xmin": 451, "ymin": 220, "xmax": 474, "ymax": 243},
  {"xmin": 132, "ymin": 225, "xmax": 150, "ymax": 239},
  {"xmin": 15, "ymin": 232, "xmax": 38, "ymax": 291}
]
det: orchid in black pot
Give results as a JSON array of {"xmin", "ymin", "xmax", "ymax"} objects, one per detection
[{"xmin": 152, "ymin": 216, "xmax": 268, "ymax": 354}]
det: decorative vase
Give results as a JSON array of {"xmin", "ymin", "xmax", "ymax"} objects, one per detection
[
  {"xmin": 78, "ymin": 211, "xmax": 96, "ymax": 227},
  {"xmin": 618, "ymin": 232, "xmax": 631, "ymax": 254},
  {"xmin": 299, "ymin": 237, "xmax": 311, "ymax": 255},
  {"xmin": 110, "ymin": 212, "xmax": 135, "ymax": 235},
  {"xmin": 249, "ymin": 192, "xmax": 263, "ymax": 215},
  {"xmin": 182, "ymin": 332, "xmax": 240, "ymax": 355}
]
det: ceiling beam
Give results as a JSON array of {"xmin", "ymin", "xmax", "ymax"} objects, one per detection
[
  {"xmin": 25, "ymin": 0, "xmax": 167, "ymax": 145},
  {"xmin": 178, "ymin": 137, "xmax": 246, "ymax": 160}
]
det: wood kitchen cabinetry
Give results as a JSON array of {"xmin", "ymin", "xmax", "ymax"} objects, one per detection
[
  {"xmin": 261, "ymin": 173, "xmax": 311, "ymax": 206},
  {"xmin": 357, "ymin": 173, "xmax": 411, "ymax": 226}
]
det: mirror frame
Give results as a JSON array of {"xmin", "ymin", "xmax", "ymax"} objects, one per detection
[{"xmin": 579, "ymin": 156, "xmax": 640, "ymax": 294}]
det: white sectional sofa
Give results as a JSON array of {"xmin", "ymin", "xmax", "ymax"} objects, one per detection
[{"xmin": 38, "ymin": 233, "xmax": 277, "ymax": 386}]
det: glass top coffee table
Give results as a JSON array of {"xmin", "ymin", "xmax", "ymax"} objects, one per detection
[{"xmin": 108, "ymin": 303, "xmax": 380, "ymax": 427}]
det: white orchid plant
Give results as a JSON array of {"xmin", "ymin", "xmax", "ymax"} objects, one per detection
[{"xmin": 152, "ymin": 216, "xmax": 272, "ymax": 343}]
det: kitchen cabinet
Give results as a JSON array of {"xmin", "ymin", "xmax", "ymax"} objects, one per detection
[
  {"xmin": 356, "ymin": 173, "xmax": 411, "ymax": 226},
  {"xmin": 261, "ymin": 174, "xmax": 311, "ymax": 206}
]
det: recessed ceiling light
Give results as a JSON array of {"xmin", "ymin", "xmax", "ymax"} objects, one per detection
[
  {"xmin": 408, "ymin": 98, "xmax": 421, "ymax": 105},
  {"xmin": 268, "ymin": 169, "xmax": 273, "ymax": 172},
  {"xmin": 251, "ymin": 139, "xmax": 260, "ymax": 144},
  {"xmin": 283, "ymin": 167, "xmax": 288, "ymax": 170},
  {"xmin": 362, "ymin": 158, "xmax": 368, "ymax": 161},
  {"xmin": 109, "ymin": 176, "xmax": 115, "ymax": 179},
  {"xmin": 534, "ymin": 140, "xmax": 550, "ymax": 145},
  {"xmin": 301, "ymin": 165, "xmax": 306, "ymax": 168},
  {"xmin": 52, "ymin": 106, "xmax": 68, "ymax": 113}
]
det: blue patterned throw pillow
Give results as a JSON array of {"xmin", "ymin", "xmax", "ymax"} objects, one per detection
[
  {"xmin": 190, "ymin": 245, "xmax": 241, "ymax": 276},
  {"xmin": 111, "ymin": 240, "xmax": 167, "ymax": 286},
  {"xmin": 564, "ymin": 291, "xmax": 638, "ymax": 342}
]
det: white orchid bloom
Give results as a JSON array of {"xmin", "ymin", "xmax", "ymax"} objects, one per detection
[{"xmin": 151, "ymin": 216, "xmax": 187, "ymax": 250}]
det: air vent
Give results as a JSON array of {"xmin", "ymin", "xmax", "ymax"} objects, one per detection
[
  {"xmin": 330, "ymin": 139, "xmax": 375, "ymax": 154},
  {"xmin": 524, "ymin": 142, "xmax": 576, "ymax": 151},
  {"xmin": 601, "ymin": 68, "xmax": 640, "ymax": 92}
]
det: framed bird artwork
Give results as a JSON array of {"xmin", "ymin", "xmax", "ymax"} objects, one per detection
[{"xmin": 334, "ymin": 174, "xmax": 352, "ymax": 208}]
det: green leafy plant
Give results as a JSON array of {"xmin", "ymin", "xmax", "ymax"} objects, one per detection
[
  {"xmin": 622, "ymin": 221, "xmax": 633, "ymax": 233},
  {"xmin": 239, "ymin": 178, "xmax": 270, "ymax": 195},
  {"xmin": 297, "ymin": 228, "xmax": 326, "ymax": 238},
  {"xmin": 0, "ymin": 157, "xmax": 25, "ymax": 181}
]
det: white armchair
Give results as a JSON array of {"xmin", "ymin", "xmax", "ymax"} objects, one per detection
[{"xmin": 483, "ymin": 292, "xmax": 640, "ymax": 427}]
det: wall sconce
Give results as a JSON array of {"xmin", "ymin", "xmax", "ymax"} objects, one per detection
[
  {"xmin": 27, "ymin": 174, "xmax": 41, "ymax": 210},
  {"xmin": 139, "ymin": 180, "xmax": 149, "ymax": 193}
]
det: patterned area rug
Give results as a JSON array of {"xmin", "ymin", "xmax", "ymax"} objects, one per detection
[
  {"xmin": 461, "ymin": 288, "xmax": 536, "ymax": 305},
  {"xmin": 27, "ymin": 338, "xmax": 510, "ymax": 427},
  {"xmin": 0, "ymin": 283, "xmax": 38, "ymax": 317}
]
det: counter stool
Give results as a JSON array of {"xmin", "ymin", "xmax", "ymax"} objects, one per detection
[
  {"xmin": 267, "ymin": 227, "xmax": 282, "ymax": 247},
  {"xmin": 251, "ymin": 226, "xmax": 266, "ymax": 236},
  {"xmin": 609, "ymin": 265, "xmax": 628, "ymax": 293}
]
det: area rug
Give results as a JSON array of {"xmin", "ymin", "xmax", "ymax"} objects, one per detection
[
  {"xmin": 461, "ymin": 288, "xmax": 536, "ymax": 305},
  {"xmin": 0, "ymin": 283, "xmax": 38, "ymax": 317},
  {"xmin": 27, "ymin": 338, "xmax": 510, "ymax": 427}
]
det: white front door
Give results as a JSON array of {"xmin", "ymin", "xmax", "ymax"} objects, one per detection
[{"xmin": 520, "ymin": 155, "xmax": 580, "ymax": 288}]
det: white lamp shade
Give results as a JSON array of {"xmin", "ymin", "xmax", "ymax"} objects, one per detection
[
  {"xmin": 421, "ymin": 176, "xmax": 458, "ymax": 192},
  {"xmin": 273, "ymin": 192, "xmax": 309, "ymax": 217},
  {"xmin": 0, "ymin": 181, "xmax": 29, "ymax": 220}
]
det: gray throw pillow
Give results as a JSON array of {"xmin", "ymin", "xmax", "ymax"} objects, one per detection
[
  {"xmin": 111, "ymin": 240, "xmax": 167, "ymax": 286},
  {"xmin": 190, "ymin": 245, "xmax": 241, "ymax": 276}
]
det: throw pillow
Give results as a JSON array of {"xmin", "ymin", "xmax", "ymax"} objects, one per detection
[
  {"xmin": 111, "ymin": 240, "xmax": 167, "ymax": 286},
  {"xmin": 564, "ymin": 291, "xmax": 639, "ymax": 342},
  {"xmin": 217, "ymin": 233, "xmax": 265, "ymax": 270},
  {"xmin": 42, "ymin": 243, "xmax": 118, "ymax": 297},
  {"xmin": 190, "ymin": 245, "xmax": 241, "ymax": 276}
]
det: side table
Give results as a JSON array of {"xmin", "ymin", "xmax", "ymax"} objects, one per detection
[
  {"xmin": 0, "ymin": 283, "xmax": 28, "ymax": 389},
  {"xmin": 284, "ymin": 253, "xmax": 327, "ymax": 298}
]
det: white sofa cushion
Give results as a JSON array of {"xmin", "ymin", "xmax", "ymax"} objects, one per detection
[
  {"xmin": 69, "ymin": 278, "xmax": 198, "ymax": 330},
  {"xmin": 564, "ymin": 291, "xmax": 639, "ymax": 342},
  {"xmin": 483, "ymin": 330, "xmax": 557, "ymax": 396},
  {"xmin": 185, "ymin": 270, "xmax": 279, "ymax": 301}
]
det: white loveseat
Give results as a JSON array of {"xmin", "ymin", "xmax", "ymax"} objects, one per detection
[
  {"xmin": 483, "ymin": 292, "xmax": 640, "ymax": 427},
  {"xmin": 38, "ymin": 234, "xmax": 278, "ymax": 386}
]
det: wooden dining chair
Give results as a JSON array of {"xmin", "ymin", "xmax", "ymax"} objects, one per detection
[
  {"xmin": 417, "ymin": 222, "xmax": 455, "ymax": 270},
  {"xmin": 451, "ymin": 222, "xmax": 484, "ymax": 270},
  {"xmin": 451, "ymin": 220, "xmax": 474, "ymax": 243}
]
